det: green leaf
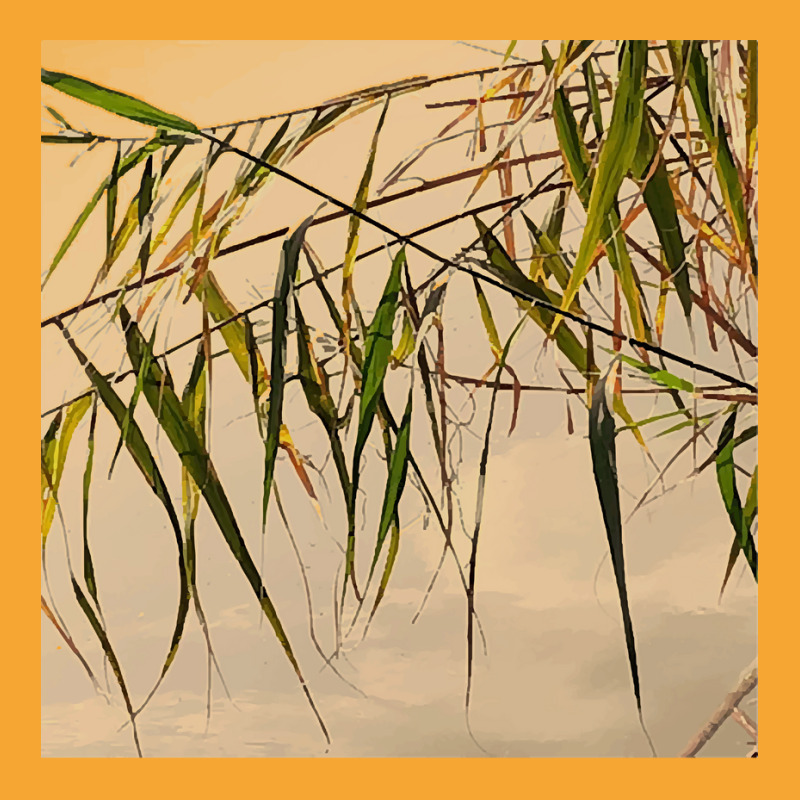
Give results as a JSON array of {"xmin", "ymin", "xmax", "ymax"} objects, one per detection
[
  {"xmin": 367, "ymin": 384, "xmax": 413, "ymax": 585},
  {"xmin": 522, "ymin": 212, "xmax": 571, "ymax": 289},
  {"xmin": 262, "ymin": 216, "xmax": 316, "ymax": 528},
  {"xmin": 58, "ymin": 324, "xmax": 190, "ymax": 708},
  {"xmin": 631, "ymin": 111, "xmax": 693, "ymax": 319},
  {"xmin": 108, "ymin": 323, "xmax": 158, "ymax": 478},
  {"xmin": 295, "ymin": 303, "xmax": 353, "ymax": 528},
  {"xmin": 197, "ymin": 273, "xmax": 268, "ymax": 397},
  {"xmin": 41, "ymin": 395, "xmax": 92, "ymax": 547},
  {"xmin": 71, "ymin": 577, "xmax": 142, "ymax": 756},
  {"xmin": 45, "ymin": 105, "xmax": 73, "ymax": 129},
  {"xmin": 152, "ymin": 128, "xmax": 237, "ymax": 252},
  {"xmin": 105, "ymin": 144, "xmax": 121, "ymax": 261},
  {"xmin": 475, "ymin": 218, "xmax": 588, "ymax": 374},
  {"xmin": 614, "ymin": 351, "xmax": 695, "ymax": 393},
  {"xmin": 654, "ymin": 413, "xmax": 716, "ymax": 437},
  {"xmin": 234, "ymin": 117, "xmax": 292, "ymax": 200},
  {"xmin": 557, "ymin": 41, "xmax": 649, "ymax": 333},
  {"xmin": 715, "ymin": 408, "xmax": 758, "ymax": 586},
  {"xmin": 42, "ymin": 69, "xmax": 198, "ymax": 132},
  {"xmin": 347, "ymin": 247, "xmax": 406, "ymax": 594},
  {"xmin": 582, "ymin": 60, "xmax": 604, "ymax": 141},
  {"xmin": 43, "ymin": 136, "xmax": 167, "ymax": 286},
  {"xmin": 113, "ymin": 305, "xmax": 327, "ymax": 740},
  {"xmin": 82, "ymin": 396, "xmax": 99, "ymax": 605},
  {"xmin": 391, "ymin": 312, "xmax": 416, "ymax": 368},
  {"xmin": 589, "ymin": 364, "xmax": 643, "ymax": 711},
  {"xmin": 342, "ymin": 99, "xmax": 390, "ymax": 295},
  {"xmin": 472, "ymin": 277, "xmax": 502, "ymax": 358},
  {"xmin": 683, "ymin": 43, "xmax": 749, "ymax": 251}
]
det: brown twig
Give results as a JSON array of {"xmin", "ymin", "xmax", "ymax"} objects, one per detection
[{"xmin": 679, "ymin": 659, "xmax": 758, "ymax": 757}]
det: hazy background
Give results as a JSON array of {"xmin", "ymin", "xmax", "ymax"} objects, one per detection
[{"xmin": 41, "ymin": 40, "xmax": 757, "ymax": 757}]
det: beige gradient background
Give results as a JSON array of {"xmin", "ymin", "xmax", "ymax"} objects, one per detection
[{"xmin": 41, "ymin": 40, "xmax": 757, "ymax": 758}]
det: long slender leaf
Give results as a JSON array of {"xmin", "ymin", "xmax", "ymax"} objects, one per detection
[
  {"xmin": 555, "ymin": 41, "xmax": 649, "ymax": 335},
  {"xmin": 42, "ymin": 69, "xmax": 198, "ymax": 132},
  {"xmin": 41, "ymin": 395, "xmax": 92, "ymax": 546},
  {"xmin": 630, "ymin": 111, "xmax": 693, "ymax": 319},
  {"xmin": 71, "ymin": 577, "xmax": 143, "ymax": 756},
  {"xmin": 475, "ymin": 218, "xmax": 588, "ymax": 374},
  {"xmin": 58, "ymin": 324, "xmax": 190, "ymax": 711},
  {"xmin": 368, "ymin": 383, "xmax": 413, "ymax": 584},
  {"xmin": 262, "ymin": 216, "xmax": 316, "ymax": 528},
  {"xmin": 589, "ymin": 363, "xmax": 643, "ymax": 712},
  {"xmin": 683, "ymin": 43, "xmax": 749, "ymax": 251},
  {"xmin": 715, "ymin": 408, "xmax": 758, "ymax": 583},
  {"xmin": 347, "ymin": 248, "xmax": 406, "ymax": 595},
  {"xmin": 82, "ymin": 396, "xmax": 100, "ymax": 605},
  {"xmin": 43, "ymin": 136, "xmax": 168, "ymax": 284}
]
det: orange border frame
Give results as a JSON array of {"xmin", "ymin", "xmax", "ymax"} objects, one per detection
[{"xmin": 6, "ymin": 5, "xmax": 791, "ymax": 795}]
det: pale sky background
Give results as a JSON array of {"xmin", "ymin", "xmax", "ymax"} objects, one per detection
[{"xmin": 41, "ymin": 40, "xmax": 757, "ymax": 757}]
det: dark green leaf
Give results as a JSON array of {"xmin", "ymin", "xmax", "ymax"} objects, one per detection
[
  {"xmin": 262, "ymin": 216, "xmax": 316, "ymax": 528},
  {"xmin": 715, "ymin": 408, "xmax": 758, "ymax": 586},
  {"xmin": 589, "ymin": 366, "xmax": 642, "ymax": 711}
]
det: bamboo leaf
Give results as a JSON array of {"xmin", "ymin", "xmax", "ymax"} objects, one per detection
[
  {"xmin": 589, "ymin": 362, "xmax": 643, "ymax": 712},
  {"xmin": 106, "ymin": 143, "xmax": 121, "ymax": 261},
  {"xmin": 262, "ymin": 216, "xmax": 316, "ymax": 528},
  {"xmin": 557, "ymin": 41, "xmax": 648, "ymax": 332},
  {"xmin": 583, "ymin": 60, "xmax": 604, "ymax": 141},
  {"xmin": 45, "ymin": 105, "xmax": 73, "ymax": 129},
  {"xmin": 82, "ymin": 396, "xmax": 99, "ymax": 604},
  {"xmin": 715, "ymin": 408, "xmax": 758, "ymax": 584},
  {"xmin": 612, "ymin": 351, "xmax": 695, "ymax": 393},
  {"xmin": 391, "ymin": 312, "xmax": 416, "ymax": 368},
  {"xmin": 544, "ymin": 47, "xmax": 649, "ymax": 340},
  {"xmin": 683, "ymin": 43, "xmax": 749, "ymax": 251},
  {"xmin": 522, "ymin": 212, "xmax": 571, "ymax": 289},
  {"xmin": 114, "ymin": 304, "xmax": 326, "ymax": 739},
  {"xmin": 347, "ymin": 248, "xmax": 406, "ymax": 594},
  {"xmin": 42, "ymin": 69, "xmax": 198, "ymax": 132},
  {"xmin": 71, "ymin": 577, "xmax": 142, "ymax": 756},
  {"xmin": 295, "ymin": 303, "xmax": 353, "ymax": 525},
  {"xmin": 58, "ymin": 324, "xmax": 190, "ymax": 708},
  {"xmin": 151, "ymin": 128, "xmax": 237, "ymax": 253},
  {"xmin": 745, "ymin": 41, "xmax": 758, "ymax": 172},
  {"xmin": 475, "ymin": 218, "xmax": 588, "ymax": 374},
  {"xmin": 631, "ymin": 111, "xmax": 693, "ymax": 319},
  {"xmin": 43, "ymin": 136, "xmax": 168, "ymax": 285},
  {"xmin": 41, "ymin": 396, "xmax": 92, "ymax": 547},
  {"xmin": 367, "ymin": 384, "xmax": 413, "ymax": 585},
  {"xmin": 472, "ymin": 277, "xmax": 502, "ymax": 359},
  {"xmin": 108, "ymin": 323, "xmax": 157, "ymax": 477},
  {"xmin": 342, "ymin": 99, "xmax": 390, "ymax": 311}
]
